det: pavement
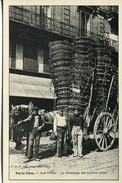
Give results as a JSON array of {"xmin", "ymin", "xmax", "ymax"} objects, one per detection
[{"xmin": 9, "ymin": 136, "xmax": 119, "ymax": 180}]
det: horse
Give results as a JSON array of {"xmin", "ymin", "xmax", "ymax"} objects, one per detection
[
  {"xmin": 10, "ymin": 105, "xmax": 29, "ymax": 149},
  {"xmin": 10, "ymin": 106, "xmax": 59, "ymax": 149},
  {"xmin": 10, "ymin": 105, "xmax": 72, "ymax": 154}
]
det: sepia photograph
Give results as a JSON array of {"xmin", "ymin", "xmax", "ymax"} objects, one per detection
[{"xmin": 3, "ymin": 2, "xmax": 119, "ymax": 181}]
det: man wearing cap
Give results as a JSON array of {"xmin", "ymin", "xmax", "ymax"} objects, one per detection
[
  {"xmin": 70, "ymin": 108, "xmax": 84, "ymax": 157},
  {"xmin": 18, "ymin": 106, "xmax": 44, "ymax": 161},
  {"xmin": 53, "ymin": 109, "xmax": 68, "ymax": 158}
]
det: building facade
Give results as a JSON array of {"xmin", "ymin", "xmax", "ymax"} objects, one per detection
[{"xmin": 9, "ymin": 5, "xmax": 118, "ymax": 111}]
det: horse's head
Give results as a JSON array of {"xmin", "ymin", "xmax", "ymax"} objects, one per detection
[
  {"xmin": 10, "ymin": 106, "xmax": 21, "ymax": 118},
  {"xmin": 10, "ymin": 106, "xmax": 22, "ymax": 128},
  {"xmin": 10, "ymin": 105, "xmax": 29, "ymax": 124}
]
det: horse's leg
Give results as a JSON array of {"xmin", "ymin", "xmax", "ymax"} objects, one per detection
[
  {"xmin": 13, "ymin": 127, "xmax": 18, "ymax": 147},
  {"xmin": 9, "ymin": 126, "xmax": 14, "ymax": 141},
  {"xmin": 25, "ymin": 132, "xmax": 29, "ymax": 155},
  {"xmin": 15, "ymin": 127, "xmax": 22, "ymax": 150}
]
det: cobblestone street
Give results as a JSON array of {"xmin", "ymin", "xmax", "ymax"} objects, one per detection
[{"xmin": 9, "ymin": 137, "xmax": 119, "ymax": 180}]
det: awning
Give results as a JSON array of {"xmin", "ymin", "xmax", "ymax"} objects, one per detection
[{"xmin": 9, "ymin": 73, "xmax": 55, "ymax": 99}]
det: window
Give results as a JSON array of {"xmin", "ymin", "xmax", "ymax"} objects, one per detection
[
  {"xmin": 43, "ymin": 48, "xmax": 49, "ymax": 73},
  {"xmin": 38, "ymin": 46, "xmax": 50, "ymax": 74},
  {"xmin": 80, "ymin": 12, "xmax": 90, "ymax": 31},
  {"xmin": 23, "ymin": 42, "xmax": 38, "ymax": 72},
  {"xmin": 110, "ymin": 17, "xmax": 118, "ymax": 35},
  {"xmin": 40, "ymin": 6, "xmax": 51, "ymax": 17},
  {"xmin": 40, "ymin": 6, "xmax": 51, "ymax": 29}
]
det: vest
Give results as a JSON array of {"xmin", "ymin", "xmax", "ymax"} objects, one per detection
[{"xmin": 28, "ymin": 114, "xmax": 42, "ymax": 132}]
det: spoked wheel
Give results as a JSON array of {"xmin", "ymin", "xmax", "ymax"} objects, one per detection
[{"xmin": 93, "ymin": 112, "xmax": 117, "ymax": 151}]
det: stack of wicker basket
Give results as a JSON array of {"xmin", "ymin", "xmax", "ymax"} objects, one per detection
[
  {"xmin": 49, "ymin": 40, "xmax": 72, "ymax": 110},
  {"xmin": 70, "ymin": 37, "xmax": 96, "ymax": 113},
  {"xmin": 49, "ymin": 38, "xmax": 118, "ymax": 115},
  {"xmin": 92, "ymin": 39, "xmax": 118, "ymax": 115}
]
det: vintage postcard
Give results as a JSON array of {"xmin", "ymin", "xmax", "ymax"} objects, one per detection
[{"xmin": 3, "ymin": 0, "xmax": 121, "ymax": 183}]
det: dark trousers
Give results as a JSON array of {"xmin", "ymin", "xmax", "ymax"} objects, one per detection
[
  {"xmin": 27, "ymin": 129, "xmax": 40, "ymax": 159},
  {"xmin": 57, "ymin": 127, "xmax": 67, "ymax": 157}
]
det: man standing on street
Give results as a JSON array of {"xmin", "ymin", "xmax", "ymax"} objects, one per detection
[
  {"xmin": 70, "ymin": 108, "xmax": 84, "ymax": 157},
  {"xmin": 53, "ymin": 109, "xmax": 68, "ymax": 158},
  {"xmin": 18, "ymin": 106, "xmax": 44, "ymax": 162}
]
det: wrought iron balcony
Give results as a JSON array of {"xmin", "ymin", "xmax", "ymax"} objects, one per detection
[
  {"xmin": 98, "ymin": 6, "xmax": 118, "ymax": 14},
  {"xmin": 9, "ymin": 6, "xmax": 118, "ymax": 52}
]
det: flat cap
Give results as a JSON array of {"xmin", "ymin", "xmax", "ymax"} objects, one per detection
[{"xmin": 31, "ymin": 106, "xmax": 39, "ymax": 111}]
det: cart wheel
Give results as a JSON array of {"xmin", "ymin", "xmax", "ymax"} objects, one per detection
[{"xmin": 93, "ymin": 112, "xmax": 116, "ymax": 151}]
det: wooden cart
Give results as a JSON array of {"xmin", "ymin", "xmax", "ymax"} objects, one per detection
[
  {"xmin": 93, "ymin": 110, "xmax": 118, "ymax": 151},
  {"xmin": 84, "ymin": 73, "xmax": 118, "ymax": 151}
]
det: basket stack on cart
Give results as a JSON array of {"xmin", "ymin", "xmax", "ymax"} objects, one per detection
[
  {"xmin": 49, "ymin": 38, "xmax": 118, "ymax": 116},
  {"xmin": 92, "ymin": 39, "xmax": 118, "ymax": 115},
  {"xmin": 70, "ymin": 37, "xmax": 96, "ymax": 114},
  {"xmin": 49, "ymin": 40, "xmax": 72, "ymax": 110},
  {"xmin": 49, "ymin": 36, "xmax": 118, "ymax": 151}
]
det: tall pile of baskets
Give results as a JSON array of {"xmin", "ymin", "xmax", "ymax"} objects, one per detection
[
  {"xmin": 49, "ymin": 37, "xmax": 118, "ymax": 115},
  {"xmin": 71, "ymin": 37, "xmax": 96, "ymax": 113},
  {"xmin": 49, "ymin": 40, "xmax": 72, "ymax": 110},
  {"xmin": 93, "ymin": 39, "xmax": 118, "ymax": 115}
]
